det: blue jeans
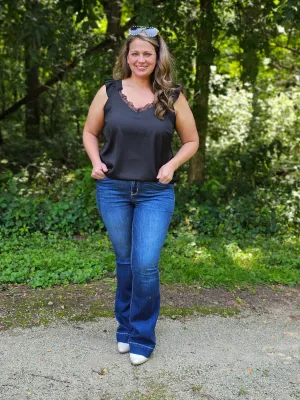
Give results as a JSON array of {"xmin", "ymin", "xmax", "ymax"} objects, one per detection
[{"xmin": 96, "ymin": 177, "xmax": 175, "ymax": 357}]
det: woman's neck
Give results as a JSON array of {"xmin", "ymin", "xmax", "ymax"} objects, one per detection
[{"xmin": 125, "ymin": 76, "xmax": 152, "ymax": 89}]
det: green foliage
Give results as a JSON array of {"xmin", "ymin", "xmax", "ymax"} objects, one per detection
[
  {"xmin": 173, "ymin": 176, "xmax": 299, "ymax": 237},
  {"xmin": 0, "ymin": 167, "xmax": 103, "ymax": 237},
  {"xmin": 0, "ymin": 232, "xmax": 115, "ymax": 288},
  {"xmin": 161, "ymin": 233, "xmax": 300, "ymax": 288},
  {"xmin": 1, "ymin": 155, "xmax": 299, "ymax": 239},
  {"xmin": 1, "ymin": 232, "xmax": 299, "ymax": 288}
]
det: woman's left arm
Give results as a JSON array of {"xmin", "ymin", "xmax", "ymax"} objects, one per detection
[{"xmin": 156, "ymin": 93, "xmax": 199, "ymax": 183}]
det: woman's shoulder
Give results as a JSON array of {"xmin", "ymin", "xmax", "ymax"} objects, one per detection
[
  {"xmin": 104, "ymin": 77, "xmax": 116, "ymax": 86},
  {"xmin": 104, "ymin": 77, "xmax": 122, "ymax": 96}
]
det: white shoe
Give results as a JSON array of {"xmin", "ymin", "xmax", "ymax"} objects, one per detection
[
  {"xmin": 130, "ymin": 353, "xmax": 149, "ymax": 365},
  {"xmin": 117, "ymin": 342, "xmax": 130, "ymax": 354}
]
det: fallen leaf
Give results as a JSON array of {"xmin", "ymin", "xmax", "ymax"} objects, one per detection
[{"xmin": 284, "ymin": 331, "xmax": 300, "ymax": 338}]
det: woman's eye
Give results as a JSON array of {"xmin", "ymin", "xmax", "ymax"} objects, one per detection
[{"xmin": 131, "ymin": 53, "xmax": 152, "ymax": 56}]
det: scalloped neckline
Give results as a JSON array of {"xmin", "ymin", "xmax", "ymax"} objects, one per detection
[{"xmin": 119, "ymin": 80, "xmax": 155, "ymax": 113}]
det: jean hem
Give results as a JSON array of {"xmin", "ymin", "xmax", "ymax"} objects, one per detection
[
  {"xmin": 116, "ymin": 332, "xmax": 130, "ymax": 343},
  {"xmin": 129, "ymin": 342, "xmax": 154, "ymax": 357}
]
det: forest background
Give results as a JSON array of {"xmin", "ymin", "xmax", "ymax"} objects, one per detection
[{"xmin": 0, "ymin": 0, "xmax": 299, "ymax": 290}]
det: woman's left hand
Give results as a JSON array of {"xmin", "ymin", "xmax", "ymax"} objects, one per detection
[{"xmin": 156, "ymin": 160, "xmax": 177, "ymax": 184}]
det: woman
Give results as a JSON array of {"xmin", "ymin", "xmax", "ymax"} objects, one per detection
[{"xmin": 83, "ymin": 26, "xmax": 199, "ymax": 365}]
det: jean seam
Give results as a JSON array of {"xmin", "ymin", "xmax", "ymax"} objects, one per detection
[
  {"xmin": 96, "ymin": 188, "xmax": 102, "ymax": 217},
  {"xmin": 116, "ymin": 259, "xmax": 131, "ymax": 337},
  {"xmin": 128, "ymin": 341, "xmax": 154, "ymax": 350},
  {"xmin": 128, "ymin": 217, "xmax": 135, "ymax": 331},
  {"xmin": 114, "ymin": 285, "xmax": 120, "ymax": 321}
]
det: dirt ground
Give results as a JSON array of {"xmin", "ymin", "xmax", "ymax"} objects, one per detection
[
  {"xmin": 0, "ymin": 281, "xmax": 299, "ymax": 330},
  {"xmin": 0, "ymin": 281, "xmax": 299, "ymax": 400}
]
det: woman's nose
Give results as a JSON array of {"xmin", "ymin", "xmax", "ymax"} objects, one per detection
[{"xmin": 138, "ymin": 55, "xmax": 145, "ymax": 62}]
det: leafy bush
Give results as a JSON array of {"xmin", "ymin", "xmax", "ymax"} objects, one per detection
[
  {"xmin": 1, "ymin": 161, "xmax": 299, "ymax": 238},
  {"xmin": 173, "ymin": 175, "xmax": 299, "ymax": 237},
  {"xmin": 0, "ymin": 167, "xmax": 103, "ymax": 237}
]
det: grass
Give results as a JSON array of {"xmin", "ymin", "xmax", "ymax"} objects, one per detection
[
  {"xmin": 0, "ymin": 231, "xmax": 299, "ymax": 289},
  {"xmin": 161, "ymin": 233, "xmax": 300, "ymax": 288},
  {"xmin": 238, "ymin": 387, "xmax": 249, "ymax": 396},
  {"xmin": 160, "ymin": 305, "xmax": 240, "ymax": 317}
]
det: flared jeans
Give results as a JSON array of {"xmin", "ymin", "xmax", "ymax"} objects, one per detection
[{"xmin": 96, "ymin": 177, "xmax": 175, "ymax": 357}]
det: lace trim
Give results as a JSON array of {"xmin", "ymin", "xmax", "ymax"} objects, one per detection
[{"xmin": 119, "ymin": 91, "xmax": 154, "ymax": 112}]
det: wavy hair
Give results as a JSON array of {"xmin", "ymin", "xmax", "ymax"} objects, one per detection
[{"xmin": 112, "ymin": 32, "xmax": 181, "ymax": 120}]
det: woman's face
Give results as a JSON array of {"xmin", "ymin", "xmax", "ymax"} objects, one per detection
[{"xmin": 127, "ymin": 38, "xmax": 157, "ymax": 78}]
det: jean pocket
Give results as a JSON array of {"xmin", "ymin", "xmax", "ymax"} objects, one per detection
[{"xmin": 156, "ymin": 181, "xmax": 172, "ymax": 186}]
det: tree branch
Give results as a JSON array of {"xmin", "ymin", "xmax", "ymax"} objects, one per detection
[
  {"xmin": 273, "ymin": 43, "xmax": 300, "ymax": 55},
  {"xmin": 0, "ymin": 18, "xmax": 135, "ymax": 121},
  {"xmin": 269, "ymin": 61, "xmax": 300, "ymax": 76}
]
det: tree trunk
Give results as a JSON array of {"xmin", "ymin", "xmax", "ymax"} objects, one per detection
[
  {"xmin": 24, "ymin": 43, "xmax": 40, "ymax": 139},
  {"xmin": 237, "ymin": 1, "xmax": 261, "ymax": 141},
  {"xmin": 0, "ymin": 77, "xmax": 4, "ymax": 145},
  {"xmin": 103, "ymin": 0, "xmax": 123, "ymax": 36},
  {"xmin": 189, "ymin": 0, "xmax": 215, "ymax": 185},
  {"xmin": 102, "ymin": 0, "xmax": 123, "ymax": 77}
]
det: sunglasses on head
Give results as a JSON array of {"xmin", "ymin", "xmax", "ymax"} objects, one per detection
[{"xmin": 128, "ymin": 26, "xmax": 159, "ymax": 37}]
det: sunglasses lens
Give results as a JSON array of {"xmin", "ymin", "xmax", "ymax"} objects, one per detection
[
  {"xmin": 145, "ymin": 28, "xmax": 158, "ymax": 37},
  {"xmin": 129, "ymin": 27, "xmax": 142, "ymax": 35},
  {"xmin": 129, "ymin": 26, "xmax": 158, "ymax": 37}
]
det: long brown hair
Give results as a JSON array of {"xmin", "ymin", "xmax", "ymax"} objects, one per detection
[{"xmin": 113, "ymin": 33, "xmax": 181, "ymax": 120}]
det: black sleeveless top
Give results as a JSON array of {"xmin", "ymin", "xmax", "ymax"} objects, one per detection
[{"xmin": 100, "ymin": 78, "xmax": 180, "ymax": 183}]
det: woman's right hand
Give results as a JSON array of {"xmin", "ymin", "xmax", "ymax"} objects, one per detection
[{"xmin": 91, "ymin": 163, "xmax": 108, "ymax": 180}]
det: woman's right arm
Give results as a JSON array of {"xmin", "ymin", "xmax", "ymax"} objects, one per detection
[{"xmin": 82, "ymin": 84, "xmax": 108, "ymax": 179}]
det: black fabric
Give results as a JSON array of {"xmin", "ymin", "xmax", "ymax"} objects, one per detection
[{"xmin": 99, "ymin": 78, "xmax": 180, "ymax": 183}]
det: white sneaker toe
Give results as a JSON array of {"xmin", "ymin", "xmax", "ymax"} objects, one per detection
[
  {"xmin": 130, "ymin": 353, "xmax": 149, "ymax": 365},
  {"xmin": 117, "ymin": 342, "xmax": 130, "ymax": 354}
]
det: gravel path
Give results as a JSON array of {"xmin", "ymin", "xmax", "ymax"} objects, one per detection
[{"xmin": 1, "ymin": 301, "xmax": 299, "ymax": 400}]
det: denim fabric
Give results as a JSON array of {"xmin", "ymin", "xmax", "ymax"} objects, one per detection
[{"xmin": 96, "ymin": 177, "xmax": 175, "ymax": 357}]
